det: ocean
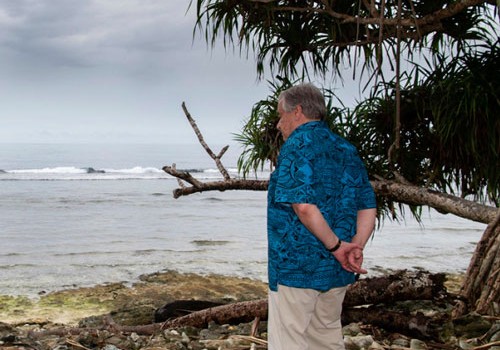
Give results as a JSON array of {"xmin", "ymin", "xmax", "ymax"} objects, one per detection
[{"xmin": 0, "ymin": 143, "xmax": 487, "ymax": 297}]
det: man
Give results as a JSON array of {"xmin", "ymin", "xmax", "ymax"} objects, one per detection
[{"xmin": 267, "ymin": 83, "xmax": 377, "ymax": 349}]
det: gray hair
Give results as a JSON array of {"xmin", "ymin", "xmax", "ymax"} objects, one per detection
[{"xmin": 278, "ymin": 83, "xmax": 326, "ymax": 120}]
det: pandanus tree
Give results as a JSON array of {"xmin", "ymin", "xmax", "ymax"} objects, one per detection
[{"xmin": 167, "ymin": 0, "xmax": 499, "ymax": 316}]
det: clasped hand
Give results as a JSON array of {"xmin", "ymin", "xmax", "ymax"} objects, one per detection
[{"xmin": 332, "ymin": 241, "xmax": 367, "ymax": 274}]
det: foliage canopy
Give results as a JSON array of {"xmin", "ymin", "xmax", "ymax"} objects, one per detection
[{"xmin": 192, "ymin": 0, "xmax": 499, "ymax": 214}]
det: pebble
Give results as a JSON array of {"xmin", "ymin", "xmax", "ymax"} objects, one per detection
[
  {"xmin": 343, "ymin": 322, "xmax": 363, "ymax": 336},
  {"xmin": 392, "ymin": 338, "xmax": 410, "ymax": 348},
  {"xmin": 102, "ymin": 346, "xmax": 120, "ymax": 350},
  {"xmin": 410, "ymin": 338, "xmax": 428, "ymax": 349}
]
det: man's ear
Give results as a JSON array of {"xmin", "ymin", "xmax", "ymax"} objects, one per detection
[{"xmin": 295, "ymin": 104, "xmax": 304, "ymax": 119}]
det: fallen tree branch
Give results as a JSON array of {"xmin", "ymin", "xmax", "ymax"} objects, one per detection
[
  {"xmin": 163, "ymin": 104, "xmax": 496, "ymax": 224},
  {"xmin": 161, "ymin": 178, "xmax": 269, "ymax": 199},
  {"xmin": 164, "ymin": 163, "xmax": 204, "ymax": 188},
  {"xmin": 164, "ymin": 165, "xmax": 496, "ymax": 224},
  {"xmin": 344, "ymin": 270, "xmax": 446, "ymax": 306},
  {"xmin": 371, "ymin": 180, "xmax": 497, "ymax": 224},
  {"xmin": 342, "ymin": 306, "xmax": 449, "ymax": 340}
]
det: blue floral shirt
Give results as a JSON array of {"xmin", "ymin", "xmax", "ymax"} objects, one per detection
[{"xmin": 267, "ymin": 121, "xmax": 376, "ymax": 292}]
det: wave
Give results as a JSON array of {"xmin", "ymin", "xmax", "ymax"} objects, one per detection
[
  {"xmin": 6, "ymin": 166, "xmax": 161, "ymax": 174},
  {"xmin": 0, "ymin": 165, "xmax": 268, "ymax": 181}
]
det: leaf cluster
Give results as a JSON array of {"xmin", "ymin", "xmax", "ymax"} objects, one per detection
[
  {"xmin": 192, "ymin": 0, "xmax": 494, "ymax": 79},
  {"xmin": 355, "ymin": 39, "xmax": 500, "ymax": 206},
  {"xmin": 236, "ymin": 39, "xmax": 500, "ymax": 211}
]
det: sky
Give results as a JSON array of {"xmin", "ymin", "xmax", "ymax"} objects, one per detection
[{"xmin": 0, "ymin": 0, "xmax": 362, "ymax": 145}]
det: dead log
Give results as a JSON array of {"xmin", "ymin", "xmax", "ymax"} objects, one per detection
[
  {"xmin": 160, "ymin": 299, "xmax": 268, "ymax": 329},
  {"xmin": 344, "ymin": 270, "xmax": 447, "ymax": 306},
  {"xmin": 342, "ymin": 306, "xmax": 450, "ymax": 340},
  {"xmin": 154, "ymin": 300, "xmax": 225, "ymax": 322}
]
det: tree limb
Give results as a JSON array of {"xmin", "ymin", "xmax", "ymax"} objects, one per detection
[
  {"xmin": 162, "ymin": 177, "xmax": 269, "ymax": 199},
  {"xmin": 164, "ymin": 162, "xmax": 497, "ymax": 223},
  {"xmin": 243, "ymin": 0, "xmax": 489, "ymax": 37},
  {"xmin": 181, "ymin": 102, "xmax": 231, "ymax": 181},
  {"xmin": 163, "ymin": 104, "xmax": 497, "ymax": 225},
  {"xmin": 163, "ymin": 163, "xmax": 204, "ymax": 188},
  {"xmin": 371, "ymin": 180, "xmax": 498, "ymax": 224}
]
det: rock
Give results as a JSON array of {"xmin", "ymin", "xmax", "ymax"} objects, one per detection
[
  {"xmin": 352, "ymin": 335, "xmax": 375, "ymax": 349},
  {"xmin": 129, "ymin": 332, "xmax": 141, "ymax": 342},
  {"xmin": 492, "ymin": 329, "xmax": 500, "ymax": 342},
  {"xmin": 84, "ymin": 167, "xmax": 105, "ymax": 173},
  {"xmin": 369, "ymin": 341, "xmax": 385, "ymax": 349},
  {"xmin": 102, "ymin": 345, "xmax": 121, "ymax": 350},
  {"xmin": 410, "ymin": 338, "xmax": 428, "ymax": 349},
  {"xmin": 0, "ymin": 271, "xmax": 268, "ymax": 326},
  {"xmin": 458, "ymin": 338, "xmax": 476, "ymax": 349},
  {"xmin": 344, "ymin": 335, "xmax": 375, "ymax": 350},
  {"xmin": 0, "ymin": 322, "xmax": 17, "ymax": 344},
  {"xmin": 181, "ymin": 331, "xmax": 190, "ymax": 344},
  {"xmin": 1, "ymin": 271, "xmax": 497, "ymax": 350},
  {"xmin": 392, "ymin": 337, "xmax": 410, "ymax": 348},
  {"xmin": 343, "ymin": 322, "xmax": 363, "ymax": 336},
  {"xmin": 453, "ymin": 313, "xmax": 492, "ymax": 338}
]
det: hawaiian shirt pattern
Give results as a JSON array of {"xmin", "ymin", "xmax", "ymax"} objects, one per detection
[{"xmin": 267, "ymin": 121, "xmax": 376, "ymax": 291}]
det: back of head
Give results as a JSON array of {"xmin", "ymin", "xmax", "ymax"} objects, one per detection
[{"xmin": 279, "ymin": 83, "xmax": 326, "ymax": 120}]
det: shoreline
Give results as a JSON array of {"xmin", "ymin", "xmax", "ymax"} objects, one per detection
[
  {"xmin": 0, "ymin": 269, "xmax": 464, "ymax": 326},
  {"xmin": 0, "ymin": 270, "xmax": 269, "ymax": 326}
]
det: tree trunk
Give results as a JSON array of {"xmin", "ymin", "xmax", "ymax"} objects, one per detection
[{"xmin": 453, "ymin": 209, "xmax": 500, "ymax": 317}]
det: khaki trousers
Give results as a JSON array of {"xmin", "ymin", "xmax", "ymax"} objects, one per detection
[{"xmin": 268, "ymin": 284, "xmax": 347, "ymax": 350}]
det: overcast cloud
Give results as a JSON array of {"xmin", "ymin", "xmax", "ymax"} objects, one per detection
[
  {"xmin": 0, "ymin": 0, "xmax": 269, "ymax": 144},
  {"xmin": 0, "ymin": 0, "xmax": 361, "ymax": 145}
]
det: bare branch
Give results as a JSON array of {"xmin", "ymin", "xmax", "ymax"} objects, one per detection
[
  {"xmin": 371, "ymin": 180, "xmax": 498, "ymax": 224},
  {"xmin": 163, "ymin": 164, "xmax": 204, "ymax": 188},
  {"xmin": 164, "ymin": 105, "xmax": 496, "ymax": 225},
  {"xmin": 170, "ymin": 179, "xmax": 268, "ymax": 199},
  {"xmin": 181, "ymin": 102, "xmax": 231, "ymax": 181}
]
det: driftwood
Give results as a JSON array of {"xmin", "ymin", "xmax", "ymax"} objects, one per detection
[
  {"xmin": 154, "ymin": 299, "xmax": 225, "ymax": 322},
  {"xmin": 343, "ymin": 269, "xmax": 446, "ymax": 306},
  {"xmin": 342, "ymin": 307, "xmax": 448, "ymax": 340}
]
